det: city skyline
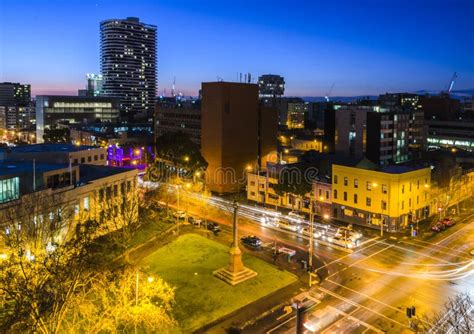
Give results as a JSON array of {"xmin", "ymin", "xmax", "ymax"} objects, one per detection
[{"xmin": 1, "ymin": 0, "xmax": 473, "ymax": 97}]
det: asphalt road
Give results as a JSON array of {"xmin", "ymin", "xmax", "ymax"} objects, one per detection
[
  {"xmin": 252, "ymin": 213, "xmax": 474, "ymax": 334},
  {"xmin": 147, "ymin": 185, "xmax": 473, "ymax": 333}
]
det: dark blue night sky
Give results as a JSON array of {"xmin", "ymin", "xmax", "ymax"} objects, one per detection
[{"xmin": 0, "ymin": 0, "xmax": 473, "ymax": 97}]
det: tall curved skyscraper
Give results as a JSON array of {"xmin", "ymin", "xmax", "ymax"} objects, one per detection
[{"xmin": 100, "ymin": 17, "xmax": 157, "ymax": 122}]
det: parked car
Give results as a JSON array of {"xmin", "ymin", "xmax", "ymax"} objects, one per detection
[
  {"xmin": 442, "ymin": 218, "xmax": 456, "ymax": 227},
  {"xmin": 206, "ymin": 222, "xmax": 221, "ymax": 233},
  {"xmin": 188, "ymin": 216, "xmax": 203, "ymax": 226},
  {"xmin": 241, "ymin": 235, "xmax": 262, "ymax": 249},
  {"xmin": 431, "ymin": 222, "xmax": 446, "ymax": 232}
]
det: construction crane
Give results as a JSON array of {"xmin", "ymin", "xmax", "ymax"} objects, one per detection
[
  {"xmin": 447, "ymin": 72, "xmax": 457, "ymax": 94},
  {"xmin": 324, "ymin": 83, "xmax": 335, "ymax": 102}
]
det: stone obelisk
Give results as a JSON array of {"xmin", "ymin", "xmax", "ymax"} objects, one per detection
[{"xmin": 213, "ymin": 201, "xmax": 257, "ymax": 285}]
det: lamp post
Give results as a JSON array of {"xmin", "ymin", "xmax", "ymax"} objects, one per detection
[{"xmin": 308, "ymin": 199, "xmax": 314, "ymax": 272}]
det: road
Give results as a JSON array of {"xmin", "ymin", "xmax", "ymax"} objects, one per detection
[
  {"xmin": 141, "ymin": 181, "xmax": 473, "ymax": 333},
  {"xmin": 251, "ymin": 214, "xmax": 474, "ymax": 333}
]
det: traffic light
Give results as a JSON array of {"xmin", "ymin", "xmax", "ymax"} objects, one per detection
[{"xmin": 406, "ymin": 306, "xmax": 416, "ymax": 318}]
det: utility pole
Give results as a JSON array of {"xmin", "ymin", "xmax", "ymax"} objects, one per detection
[{"xmin": 308, "ymin": 200, "xmax": 314, "ymax": 272}]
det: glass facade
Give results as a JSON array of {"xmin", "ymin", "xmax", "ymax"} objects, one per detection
[{"xmin": 0, "ymin": 177, "xmax": 20, "ymax": 203}]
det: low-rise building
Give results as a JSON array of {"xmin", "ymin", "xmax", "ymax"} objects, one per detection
[
  {"xmin": 4, "ymin": 144, "xmax": 107, "ymax": 166},
  {"xmin": 332, "ymin": 159, "xmax": 431, "ymax": 232},
  {"xmin": 0, "ymin": 160, "xmax": 138, "ymax": 248},
  {"xmin": 36, "ymin": 95, "xmax": 120, "ymax": 143}
]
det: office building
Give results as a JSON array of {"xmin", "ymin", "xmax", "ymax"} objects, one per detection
[
  {"xmin": 422, "ymin": 94, "xmax": 461, "ymax": 121},
  {"xmin": 4, "ymin": 144, "xmax": 107, "ymax": 166},
  {"xmin": 155, "ymin": 97, "xmax": 201, "ymax": 145},
  {"xmin": 287, "ymin": 102, "xmax": 308, "ymax": 129},
  {"xmin": 201, "ymin": 82, "xmax": 277, "ymax": 193},
  {"xmin": 366, "ymin": 106, "xmax": 424, "ymax": 165},
  {"xmin": 324, "ymin": 107, "xmax": 368, "ymax": 160},
  {"xmin": 0, "ymin": 160, "xmax": 138, "ymax": 243},
  {"xmin": 258, "ymin": 74, "xmax": 285, "ymax": 98},
  {"xmin": 0, "ymin": 82, "xmax": 33, "ymax": 130},
  {"xmin": 100, "ymin": 17, "xmax": 157, "ymax": 121},
  {"xmin": 378, "ymin": 93, "xmax": 422, "ymax": 110},
  {"xmin": 325, "ymin": 105, "xmax": 424, "ymax": 165},
  {"xmin": 79, "ymin": 74, "xmax": 103, "ymax": 97},
  {"xmin": 35, "ymin": 95, "xmax": 120, "ymax": 143},
  {"xmin": 332, "ymin": 159, "xmax": 431, "ymax": 232},
  {"xmin": 426, "ymin": 120, "xmax": 474, "ymax": 151}
]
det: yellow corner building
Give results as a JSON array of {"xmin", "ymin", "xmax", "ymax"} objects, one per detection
[{"xmin": 332, "ymin": 159, "xmax": 431, "ymax": 232}]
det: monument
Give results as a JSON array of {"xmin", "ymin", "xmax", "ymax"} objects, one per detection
[{"xmin": 213, "ymin": 201, "xmax": 257, "ymax": 285}]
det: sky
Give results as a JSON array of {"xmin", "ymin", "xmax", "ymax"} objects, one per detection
[{"xmin": 0, "ymin": 0, "xmax": 473, "ymax": 97}]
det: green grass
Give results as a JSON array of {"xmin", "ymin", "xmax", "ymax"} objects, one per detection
[{"xmin": 140, "ymin": 234, "xmax": 297, "ymax": 332}]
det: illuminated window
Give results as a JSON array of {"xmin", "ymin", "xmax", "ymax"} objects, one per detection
[
  {"xmin": 366, "ymin": 197, "xmax": 371, "ymax": 206},
  {"xmin": 354, "ymin": 194, "xmax": 358, "ymax": 204},
  {"xmin": 334, "ymin": 175, "xmax": 338, "ymax": 184},
  {"xmin": 344, "ymin": 177, "xmax": 348, "ymax": 186},
  {"xmin": 382, "ymin": 184, "xmax": 388, "ymax": 194},
  {"xmin": 366, "ymin": 182, "xmax": 372, "ymax": 191},
  {"xmin": 354, "ymin": 179, "xmax": 358, "ymax": 188}
]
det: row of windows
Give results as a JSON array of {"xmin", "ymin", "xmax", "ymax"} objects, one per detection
[
  {"xmin": 334, "ymin": 175, "xmax": 428, "ymax": 193},
  {"xmin": 73, "ymin": 154, "xmax": 105, "ymax": 164},
  {"xmin": 334, "ymin": 189, "xmax": 425, "ymax": 208}
]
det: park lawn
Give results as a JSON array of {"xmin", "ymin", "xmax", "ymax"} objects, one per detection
[{"xmin": 140, "ymin": 234, "xmax": 297, "ymax": 332}]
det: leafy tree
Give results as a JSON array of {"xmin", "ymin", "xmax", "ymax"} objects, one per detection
[
  {"xmin": 273, "ymin": 166, "xmax": 312, "ymax": 212},
  {"xmin": 150, "ymin": 131, "xmax": 207, "ymax": 182},
  {"xmin": 61, "ymin": 267, "xmax": 176, "ymax": 333},
  {"xmin": 43, "ymin": 126, "xmax": 70, "ymax": 144}
]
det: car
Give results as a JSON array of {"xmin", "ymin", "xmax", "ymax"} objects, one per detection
[
  {"xmin": 259, "ymin": 215, "xmax": 279, "ymax": 227},
  {"xmin": 288, "ymin": 211, "xmax": 305, "ymax": 223},
  {"xmin": 431, "ymin": 222, "xmax": 446, "ymax": 232},
  {"xmin": 327, "ymin": 235, "xmax": 359, "ymax": 249},
  {"xmin": 300, "ymin": 227, "xmax": 322, "ymax": 239},
  {"xmin": 277, "ymin": 220, "xmax": 302, "ymax": 233},
  {"xmin": 188, "ymin": 216, "xmax": 203, "ymax": 226},
  {"xmin": 442, "ymin": 218, "xmax": 456, "ymax": 227},
  {"xmin": 335, "ymin": 226, "xmax": 362, "ymax": 240},
  {"xmin": 241, "ymin": 235, "xmax": 262, "ymax": 249},
  {"xmin": 173, "ymin": 210, "xmax": 187, "ymax": 219},
  {"xmin": 206, "ymin": 222, "xmax": 221, "ymax": 233}
]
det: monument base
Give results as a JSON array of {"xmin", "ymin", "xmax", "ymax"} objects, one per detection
[{"xmin": 213, "ymin": 266, "xmax": 258, "ymax": 286}]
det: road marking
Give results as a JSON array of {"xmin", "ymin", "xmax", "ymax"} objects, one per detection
[
  {"xmin": 326, "ymin": 244, "xmax": 394, "ymax": 279},
  {"xmin": 323, "ymin": 305, "xmax": 385, "ymax": 334},
  {"xmin": 266, "ymin": 314, "xmax": 296, "ymax": 333},
  {"xmin": 318, "ymin": 286, "xmax": 410, "ymax": 330},
  {"xmin": 402, "ymin": 238, "xmax": 472, "ymax": 256},
  {"xmin": 316, "ymin": 239, "xmax": 386, "ymax": 272},
  {"xmin": 398, "ymin": 240, "xmax": 472, "ymax": 261},
  {"xmin": 381, "ymin": 241, "xmax": 454, "ymax": 264}
]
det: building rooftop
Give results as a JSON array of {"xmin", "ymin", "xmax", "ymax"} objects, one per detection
[
  {"xmin": 338, "ymin": 158, "xmax": 428, "ymax": 174},
  {"xmin": 79, "ymin": 164, "xmax": 134, "ymax": 183},
  {"xmin": 6, "ymin": 144, "xmax": 100, "ymax": 154},
  {"xmin": 0, "ymin": 161, "xmax": 69, "ymax": 178}
]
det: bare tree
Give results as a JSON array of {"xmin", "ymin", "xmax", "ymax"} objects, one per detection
[{"xmin": 422, "ymin": 293, "xmax": 473, "ymax": 334}]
